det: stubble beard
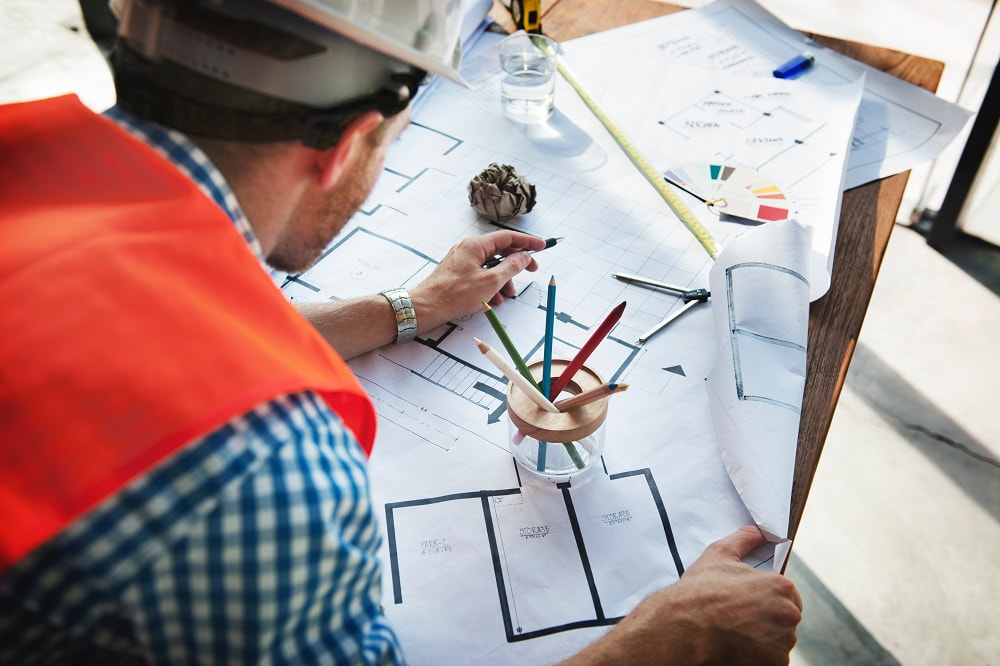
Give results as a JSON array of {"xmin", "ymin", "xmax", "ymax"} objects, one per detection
[
  {"xmin": 265, "ymin": 175, "xmax": 370, "ymax": 274},
  {"xmin": 266, "ymin": 112, "xmax": 404, "ymax": 274}
]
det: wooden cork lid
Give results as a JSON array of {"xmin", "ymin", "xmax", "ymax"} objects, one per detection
[{"xmin": 507, "ymin": 359, "xmax": 607, "ymax": 443}]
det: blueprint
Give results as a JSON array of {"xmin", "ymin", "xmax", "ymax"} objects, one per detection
[
  {"xmin": 273, "ymin": 4, "xmax": 969, "ymax": 661},
  {"xmin": 277, "ymin": 20, "xmax": 816, "ymax": 666}
]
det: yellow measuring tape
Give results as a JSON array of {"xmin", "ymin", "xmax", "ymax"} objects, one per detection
[{"xmin": 535, "ymin": 38, "xmax": 719, "ymax": 259}]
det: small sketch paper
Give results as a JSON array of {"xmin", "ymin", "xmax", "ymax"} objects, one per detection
[
  {"xmin": 563, "ymin": 57, "xmax": 862, "ymax": 299},
  {"xmin": 706, "ymin": 219, "xmax": 812, "ymax": 541},
  {"xmin": 563, "ymin": 0, "xmax": 972, "ymax": 190}
]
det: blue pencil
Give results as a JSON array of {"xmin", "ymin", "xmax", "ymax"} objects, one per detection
[
  {"xmin": 538, "ymin": 276, "xmax": 556, "ymax": 471},
  {"xmin": 543, "ymin": 276, "xmax": 556, "ymax": 396}
]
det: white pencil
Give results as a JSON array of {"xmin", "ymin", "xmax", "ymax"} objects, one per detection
[{"xmin": 474, "ymin": 338, "xmax": 560, "ymax": 414}]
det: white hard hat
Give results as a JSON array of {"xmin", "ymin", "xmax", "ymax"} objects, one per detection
[{"xmin": 113, "ymin": 0, "xmax": 468, "ymax": 109}]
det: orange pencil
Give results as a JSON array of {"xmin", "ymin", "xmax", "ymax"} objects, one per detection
[{"xmin": 554, "ymin": 383, "xmax": 628, "ymax": 411}]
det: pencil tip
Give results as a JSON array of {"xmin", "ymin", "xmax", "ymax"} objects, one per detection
[{"xmin": 481, "ymin": 301, "xmax": 489, "ymax": 312}]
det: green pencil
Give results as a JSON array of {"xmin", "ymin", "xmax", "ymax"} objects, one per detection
[{"xmin": 481, "ymin": 301, "xmax": 540, "ymax": 390}]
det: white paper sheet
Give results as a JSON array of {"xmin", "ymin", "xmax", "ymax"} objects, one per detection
[
  {"xmin": 706, "ymin": 219, "xmax": 812, "ymax": 541},
  {"xmin": 563, "ymin": 0, "xmax": 972, "ymax": 190}
]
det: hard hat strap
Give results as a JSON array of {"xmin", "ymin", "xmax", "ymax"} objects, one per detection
[{"xmin": 115, "ymin": 46, "xmax": 424, "ymax": 149}]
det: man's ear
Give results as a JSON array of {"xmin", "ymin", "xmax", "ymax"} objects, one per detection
[{"xmin": 315, "ymin": 111, "xmax": 384, "ymax": 190}]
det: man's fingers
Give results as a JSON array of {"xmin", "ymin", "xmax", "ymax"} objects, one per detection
[
  {"xmin": 481, "ymin": 231, "xmax": 547, "ymax": 256},
  {"xmin": 708, "ymin": 525, "xmax": 769, "ymax": 561},
  {"xmin": 492, "ymin": 251, "xmax": 534, "ymax": 282}
]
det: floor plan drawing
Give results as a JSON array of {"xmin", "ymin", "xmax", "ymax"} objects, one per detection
[
  {"xmin": 385, "ymin": 461, "xmax": 684, "ymax": 642},
  {"xmin": 656, "ymin": 87, "xmax": 842, "ymax": 191},
  {"xmin": 273, "ymin": 27, "xmax": 782, "ymax": 664}
]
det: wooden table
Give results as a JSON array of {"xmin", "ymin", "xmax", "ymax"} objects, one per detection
[{"xmin": 491, "ymin": 0, "xmax": 944, "ymax": 544}]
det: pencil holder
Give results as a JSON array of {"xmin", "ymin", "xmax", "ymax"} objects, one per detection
[{"xmin": 507, "ymin": 359, "xmax": 608, "ymax": 480}]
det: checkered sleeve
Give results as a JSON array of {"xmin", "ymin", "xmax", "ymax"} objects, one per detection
[
  {"xmin": 125, "ymin": 391, "xmax": 403, "ymax": 664},
  {"xmin": 0, "ymin": 391, "xmax": 404, "ymax": 665}
]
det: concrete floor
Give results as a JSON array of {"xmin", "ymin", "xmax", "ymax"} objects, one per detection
[
  {"xmin": 2, "ymin": 1, "xmax": 998, "ymax": 664},
  {"xmin": 789, "ymin": 225, "xmax": 1000, "ymax": 665}
]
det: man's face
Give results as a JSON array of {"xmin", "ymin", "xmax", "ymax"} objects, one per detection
[{"xmin": 266, "ymin": 109, "xmax": 411, "ymax": 273}]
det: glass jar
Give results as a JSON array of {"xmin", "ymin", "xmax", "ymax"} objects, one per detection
[{"xmin": 507, "ymin": 359, "xmax": 608, "ymax": 481}]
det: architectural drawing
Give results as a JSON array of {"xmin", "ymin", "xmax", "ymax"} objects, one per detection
[
  {"xmin": 385, "ymin": 460, "xmax": 684, "ymax": 642},
  {"xmin": 357, "ymin": 291, "xmax": 642, "ymax": 428},
  {"xmin": 656, "ymin": 87, "xmax": 841, "ymax": 192},
  {"xmin": 272, "ymin": 26, "xmax": 776, "ymax": 663},
  {"xmin": 725, "ymin": 262, "xmax": 808, "ymax": 412}
]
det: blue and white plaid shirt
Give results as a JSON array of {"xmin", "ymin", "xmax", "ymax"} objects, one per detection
[{"xmin": 0, "ymin": 108, "xmax": 404, "ymax": 665}]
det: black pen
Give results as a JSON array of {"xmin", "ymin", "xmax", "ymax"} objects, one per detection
[{"xmin": 483, "ymin": 236, "xmax": 564, "ymax": 268}]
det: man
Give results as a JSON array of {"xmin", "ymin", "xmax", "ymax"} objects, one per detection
[{"xmin": 0, "ymin": 0, "xmax": 801, "ymax": 663}]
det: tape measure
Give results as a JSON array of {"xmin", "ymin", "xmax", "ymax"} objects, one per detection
[
  {"xmin": 533, "ymin": 38, "xmax": 719, "ymax": 259},
  {"xmin": 505, "ymin": 0, "xmax": 542, "ymax": 33},
  {"xmin": 514, "ymin": 0, "xmax": 542, "ymax": 33}
]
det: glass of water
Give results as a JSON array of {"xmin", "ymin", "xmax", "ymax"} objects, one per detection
[{"xmin": 498, "ymin": 31, "xmax": 557, "ymax": 123}]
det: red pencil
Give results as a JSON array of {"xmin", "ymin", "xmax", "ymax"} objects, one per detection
[{"xmin": 548, "ymin": 301, "xmax": 626, "ymax": 399}]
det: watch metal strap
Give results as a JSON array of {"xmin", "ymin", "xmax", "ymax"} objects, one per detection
[{"xmin": 380, "ymin": 288, "xmax": 417, "ymax": 344}]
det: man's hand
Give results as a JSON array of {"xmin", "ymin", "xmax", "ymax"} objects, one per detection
[
  {"xmin": 409, "ymin": 230, "xmax": 548, "ymax": 331},
  {"xmin": 299, "ymin": 231, "xmax": 548, "ymax": 359},
  {"xmin": 563, "ymin": 526, "xmax": 802, "ymax": 665},
  {"xmin": 668, "ymin": 526, "xmax": 803, "ymax": 663}
]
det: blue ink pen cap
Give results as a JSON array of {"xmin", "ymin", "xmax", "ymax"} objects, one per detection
[{"xmin": 773, "ymin": 52, "xmax": 815, "ymax": 79}]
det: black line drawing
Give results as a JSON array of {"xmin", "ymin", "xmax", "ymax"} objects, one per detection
[
  {"xmin": 656, "ymin": 87, "xmax": 839, "ymax": 193},
  {"xmin": 726, "ymin": 261, "xmax": 808, "ymax": 411},
  {"xmin": 385, "ymin": 461, "xmax": 684, "ymax": 642},
  {"xmin": 273, "ymin": 110, "xmax": 730, "ymax": 654},
  {"xmin": 367, "ymin": 293, "xmax": 642, "ymax": 427}
]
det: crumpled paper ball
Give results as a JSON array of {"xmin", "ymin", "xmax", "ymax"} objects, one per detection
[{"xmin": 467, "ymin": 163, "xmax": 537, "ymax": 222}]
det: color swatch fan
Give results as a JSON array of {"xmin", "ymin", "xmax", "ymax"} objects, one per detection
[{"xmin": 663, "ymin": 163, "xmax": 792, "ymax": 224}]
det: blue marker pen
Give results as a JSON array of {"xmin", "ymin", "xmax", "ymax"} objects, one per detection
[{"xmin": 773, "ymin": 52, "xmax": 815, "ymax": 79}]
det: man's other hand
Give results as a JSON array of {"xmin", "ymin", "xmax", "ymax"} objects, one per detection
[{"xmin": 563, "ymin": 526, "xmax": 802, "ymax": 665}]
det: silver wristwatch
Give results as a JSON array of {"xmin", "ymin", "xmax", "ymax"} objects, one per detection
[{"xmin": 380, "ymin": 288, "xmax": 418, "ymax": 344}]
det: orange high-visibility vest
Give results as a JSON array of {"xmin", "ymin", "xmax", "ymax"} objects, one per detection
[{"xmin": 0, "ymin": 95, "xmax": 377, "ymax": 574}]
